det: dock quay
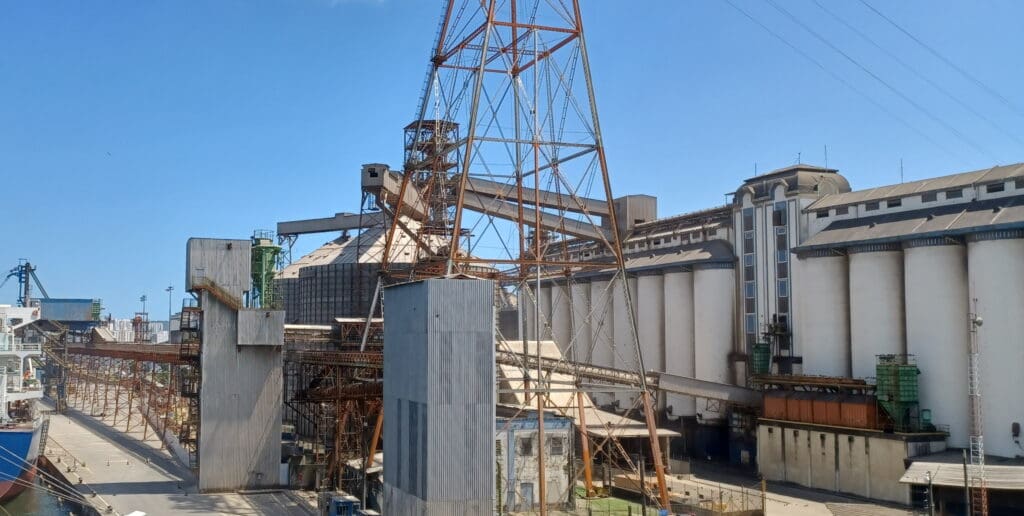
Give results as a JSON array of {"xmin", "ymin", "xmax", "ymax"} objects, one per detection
[{"xmin": 40, "ymin": 401, "xmax": 316, "ymax": 516}]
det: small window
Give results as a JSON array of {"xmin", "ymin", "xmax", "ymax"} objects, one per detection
[
  {"xmin": 745, "ymin": 314, "xmax": 757, "ymax": 333},
  {"xmin": 777, "ymin": 250, "xmax": 789, "ymax": 263},
  {"xmin": 777, "ymin": 279, "xmax": 789, "ymax": 297},
  {"xmin": 773, "ymin": 202, "xmax": 787, "ymax": 226},
  {"xmin": 742, "ymin": 207, "xmax": 754, "ymax": 229},
  {"xmin": 653, "ymin": 239, "xmax": 661, "ymax": 246},
  {"xmin": 816, "ymin": 210, "xmax": 829, "ymax": 219},
  {"xmin": 921, "ymin": 192, "xmax": 937, "ymax": 203},
  {"xmin": 518, "ymin": 437, "xmax": 533, "ymax": 456},
  {"xmin": 745, "ymin": 281, "xmax": 755, "ymax": 298},
  {"xmin": 776, "ymin": 233, "xmax": 788, "ymax": 251},
  {"xmin": 887, "ymin": 198, "xmax": 902, "ymax": 208},
  {"xmin": 986, "ymin": 182, "xmax": 1005, "ymax": 193},
  {"xmin": 835, "ymin": 206, "xmax": 849, "ymax": 216},
  {"xmin": 865, "ymin": 202, "xmax": 880, "ymax": 211},
  {"xmin": 1016, "ymin": 178, "xmax": 1024, "ymax": 190},
  {"xmin": 743, "ymin": 254, "xmax": 754, "ymax": 267},
  {"xmin": 777, "ymin": 262, "xmax": 789, "ymax": 279},
  {"xmin": 549, "ymin": 437, "xmax": 564, "ymax": 456},
  {"xmin": 946, "ymin": 189, "xmax": 964, "ymax": 199}
]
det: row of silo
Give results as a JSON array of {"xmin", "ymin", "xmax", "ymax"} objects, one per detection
[
  {"xmin": 523, "ymin": 264, "xmax": 735, "ymax": 422},
  {"xmin": 794, "ymin": 231, "xmax": 1024, "ymax": 456}
]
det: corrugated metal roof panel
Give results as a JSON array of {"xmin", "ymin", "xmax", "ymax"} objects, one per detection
[
  {"xmin": 797, "ymin": 195, "xmax": 1024, "ymax": 250},
  {"xmin": 902, "ymin": 460, "xmax": 1024, "ymax": 490}
]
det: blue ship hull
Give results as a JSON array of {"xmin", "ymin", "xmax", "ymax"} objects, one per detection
[{"xmin": 0, "ymin": 423, "xmax": 41, "ymax": 502}]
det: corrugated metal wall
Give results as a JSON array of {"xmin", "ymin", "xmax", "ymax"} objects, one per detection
[
  {"xmin": 187, "ymin": 238, "xmax": 283, "ymax": 492},
  {"xmin": 39, "ymin": 299, "xmax": 96, "ymax": 322},
  {"xmin": 382, "ymin": 279, "xmax": 495, "ymax": 515}
]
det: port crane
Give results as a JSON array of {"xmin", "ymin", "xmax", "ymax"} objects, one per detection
[{"xmin": 1, "ymin": 260, "xmax": 49, "ymax": 307}]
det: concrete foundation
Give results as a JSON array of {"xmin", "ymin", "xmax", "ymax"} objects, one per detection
[{"xmin": 757, "ymin": 420, "xmax": 946, "ymax": 505}]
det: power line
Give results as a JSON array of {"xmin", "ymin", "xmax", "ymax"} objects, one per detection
[
  {"xmin": 719, "ymin": 0, "xmax": 968, "ymax": 165},
  {"xmin": 812, "ymin": 0, "xmax": 1024, "ymax": 149},
  {"xmin": 858, "ymin": 0, "xmax": 1024, "ymax": 118},
  {"xmin": 763, "ymin": 0, "xmax": 999, "ymax": 164}
]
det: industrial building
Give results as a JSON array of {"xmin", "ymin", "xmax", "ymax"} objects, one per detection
[
  {"xmin": 275, "ymin": 160, "xmax": 1024, "ymax": 512},
  {"xmin": 521, "ymin": 162, "xmax": 1024, "ymax": 453}
]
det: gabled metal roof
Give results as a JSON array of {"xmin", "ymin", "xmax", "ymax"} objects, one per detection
[{"xmin": 806, "ymin": 163, "xmax": 1024, "ymax": 211}]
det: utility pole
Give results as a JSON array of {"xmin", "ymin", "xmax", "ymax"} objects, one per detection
[{"xmin": 165, "ymin": 286, "xmax": 174, "ymax": 330}]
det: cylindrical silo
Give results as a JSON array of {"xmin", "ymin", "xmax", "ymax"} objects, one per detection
[
  {"xmin": 589, "ymin": 279, "xmax": 614, "ymax": 406},
  {"xmin": 613, "ymin": 275, "xmax": 639, "ymax": 407},
  {"xmin": 694, "ymin": 264, "xmax": 735, "ymax": 422},
  {"xmin": 521, "ymin": 285, "xmax": 538, "ymax": 342},
  {"xmin": 664, "ymin": 270, "xmax": 695, "ymax": 418},
  {"xmin": 848, "ymin": 245, "xmax": 905, "ymax": 381},
  {"xmin": 550, "ymin": 282, "xmax": 572, "ymax": 354},
  {"xmin": 967, "ymin": 231, "xmax": 1024, "ymax": 458},
  {"xmin": 904, "ymin": 239, "xmax": 969, "ymax": 447},
  {"xmin": 539, "ymin": 284, "xmax": 553, "ymax": 340},
  {"xmin": 794, "ymin": 251, "xmax": 850, "ymax": 377},
  {"xmin": 637, "ymin": 273, "xmax": 665, "ymax": 410},
  {"xmin": 569, "ymin": 280, "xmax": 592, "ymax": 363}
]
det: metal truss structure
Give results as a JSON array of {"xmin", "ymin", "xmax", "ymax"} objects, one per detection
[{"xmin": 375, "ymin": 1, "xmax": 671, "ymax": 511}]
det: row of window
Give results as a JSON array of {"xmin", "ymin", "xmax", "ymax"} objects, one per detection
[
  {"xmin": 817, "ymin": 179, "xmax": 1024, "ymax": 219},
  {"xmin": 742, "ymin": 207, "xmax": 757, "ymax": 347},
  {"xmin": 774, "ymin": 202, "xmax": 791, "ymax": 322},
  {"xmin": 515, "ymin": 435, "xmax": 564, "ymax": 457}
]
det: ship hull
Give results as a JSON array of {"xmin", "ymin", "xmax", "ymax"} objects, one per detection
[{"xmin": 0, "ymin": 423, "xmax": 41, "ymax": 502}]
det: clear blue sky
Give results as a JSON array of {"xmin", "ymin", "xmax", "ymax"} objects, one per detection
[{"xmin": 2, "ymin": 0, "xmax": 1022, "ymax": 318}]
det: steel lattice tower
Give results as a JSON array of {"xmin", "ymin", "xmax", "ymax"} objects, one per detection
[{"xmin": 379, "ymin": 0, "xmax": 671, "ymax": 511}]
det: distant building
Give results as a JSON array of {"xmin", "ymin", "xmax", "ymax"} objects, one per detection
[{"xmin": 495, "ymin": 409, "xmax": 574, "ymax": 513}]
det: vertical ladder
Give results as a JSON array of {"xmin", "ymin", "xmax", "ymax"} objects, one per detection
[{"xmin": 967, "ymin": 306, "xmax": 988, "ymax": 516}]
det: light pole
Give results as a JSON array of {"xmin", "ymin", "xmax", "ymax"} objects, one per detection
[
  {"xmin": 140, "ymin": 294, "xmax": 147, "ymax": 316},
  {"xmin": 165, "ymin": 285, "xmax": 174, "ymax": 328}
]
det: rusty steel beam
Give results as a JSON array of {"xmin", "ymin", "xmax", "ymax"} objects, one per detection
[{"xmin": 67, "ymin": 344, "xmax": 186, "ymax": 365}]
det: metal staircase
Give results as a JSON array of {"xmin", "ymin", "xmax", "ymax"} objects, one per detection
[
  {"xmin": 38, "ymin": 417, "xmax": 51, "ymax": 455},
  {"xmin": 178, "ymin": 305, "xmax": 202, "ymax": 471}
]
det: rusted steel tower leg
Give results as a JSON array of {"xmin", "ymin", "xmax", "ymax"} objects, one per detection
[
  {"xmin": 576, "ymin": 390, "xmax": 595, "ymax": 497},
  {"xmin": 642, "ymin": 390, "xmax": 670, "ymax": 509}
]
